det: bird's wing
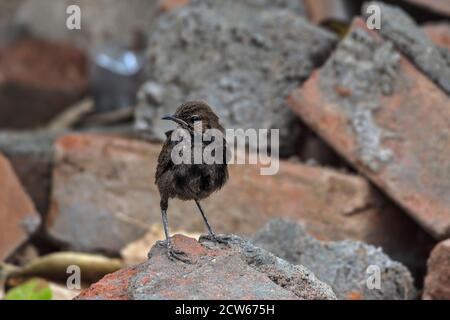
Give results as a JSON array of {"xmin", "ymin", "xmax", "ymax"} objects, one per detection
[{"xmin": 155, "ymin": 130, "xmax": 174, "ymax": 183}]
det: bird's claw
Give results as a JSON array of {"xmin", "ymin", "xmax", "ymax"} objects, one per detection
[
  {"xmin": 200, "ymin": 233, "xmax": 232, "ymax": 245},
  {"xmin": 166, "ymin": 244, "xmax": 192, "ymax": 264}
]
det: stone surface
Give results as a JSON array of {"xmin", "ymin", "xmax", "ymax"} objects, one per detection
[
  {"xmin": 14, "ymin": 0, "xmax": 160, "ymax": 49},
  {"xmin": 0, "ymin": 130, "xmax": 59, "ymax": 215},
  {"xmin": 423, "ymin": 239, "xmax": 450, "ymax": 300},
  {"xmin": 76, "ymin": 234, "xmax": 336, "ymax": 300},
  {"xmin": 135, "ymin": 0, "xmax": 335, "ymax": 156},
  {"xmin": 0, "ymin": 39, "xmax": 88, "ymax": 129},
  {"xmin": 424, "ymin": 23, "xmax": 450, "ymax": 50},
  {"xmin": 288, "ymin": 18, "xmax": 450, "ymax": 240},
  {"xmin": 0, "ymin": 153, "xmax": 41, "ymax": 261},
  {"xmin": 253, "ymin": 219, "xmax": 417, "ymax": 300},
  {"xmin": 47, "ymin": 133, "xmax": 434, "ymax": 279},
  {"xmin": 363, "ymin": 2, "xmax": 450, "ymax": 95}
]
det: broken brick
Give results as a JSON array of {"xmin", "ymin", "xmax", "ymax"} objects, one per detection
[
  {"xmin": 423, "ymin": 239, "xmax": 450, "ymax": 300},
  {"xmin": 288, "ymin": 18, "xmax": 450, "ymax": 240},
  {"xmin": 0, "ymin": 39, "xmax": 87, "ymax": 129},
  {"xmin": 424, "ymin": 23, "xmax": 450, "ymax": 49},
  {"xmin": 0, "ymin": 153, "xmax": 40, "ymax": 261}
]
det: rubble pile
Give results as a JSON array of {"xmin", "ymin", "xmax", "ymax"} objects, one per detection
[{"xmin": 0, "ymin": 0, "xmax": 448, "ymax": 300}]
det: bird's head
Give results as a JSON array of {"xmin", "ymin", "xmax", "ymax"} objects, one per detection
[{"xmin": 162, "ymin": 101, "xmax": 223, "ymax": 133}]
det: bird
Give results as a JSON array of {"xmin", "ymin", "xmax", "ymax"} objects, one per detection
[{"xmin": 155, "ymin": 101, "xmax": 229, "ymax": 261}]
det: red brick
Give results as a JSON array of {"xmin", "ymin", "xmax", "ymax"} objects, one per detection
[
  {"xmin": 0, "ymin": 153, "xmax": 40, "ymax": 261},
  {"xmin": 159, "ymin": 0, "xmax": 190, "ymax": 12},
  {"xmin": 288, "ymin": 18, "xmax": 450, "ymax": 240},
  {"xmin": 424, "ymin": 23, "xmax": 450, "ymax": 49},
  {"xmin": 0, "ymin": 39, "xmax": 87, "ymax": 128},
  {"xmin": 423, "ymin": 239, "xmax": 450, "ymax": 300}
]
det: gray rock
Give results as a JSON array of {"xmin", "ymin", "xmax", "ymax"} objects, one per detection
[
  {"xmin": 76, "ymin": 234, "xmax": 336, "ymax": 300},
  {"xmin": 252, "ymin": 219, "xmax": 417, "ymax": 300},
  {"xmin": 135, "ymin": 0, "xmax": 337, "ymax": 156},
  {"xmin": 363, "ymin": 1, "xmax": 450, "ymax": 95}
]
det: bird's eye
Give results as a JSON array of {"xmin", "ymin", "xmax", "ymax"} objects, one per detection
[{"xmin": 190, "ymin": 115, "xmax": 201, "ymax": 122}]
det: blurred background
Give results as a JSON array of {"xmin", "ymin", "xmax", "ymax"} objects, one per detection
[{"xmin": 0, "ymin": 0, "xmax": 449, "ymax": 300}]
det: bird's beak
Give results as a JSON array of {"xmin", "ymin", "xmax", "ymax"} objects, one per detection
[{"xmin": 161, "ymin": 114, "xmax": 188, "ymax": 127}]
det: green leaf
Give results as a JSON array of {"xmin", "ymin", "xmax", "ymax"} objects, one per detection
[{"xmin": 4, "ymin": 278, "xmax": 53, "ymax": 300}]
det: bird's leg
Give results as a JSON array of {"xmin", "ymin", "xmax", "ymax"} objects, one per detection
[
  {"xmin": 195, "ymin": 199, "xmax": 215, "ymax": 235},
  {"xmin": 195, "ymin": 200, "xmax": 230, "ymax": 244},
  {"xmin": 160, "ymin": 200, "xmax": 191, "ymax": 263}
]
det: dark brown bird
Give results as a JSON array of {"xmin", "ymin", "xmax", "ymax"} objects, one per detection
[{"xmin": 155, "ymin": 101, "xmax": 229, "ymax": 261}]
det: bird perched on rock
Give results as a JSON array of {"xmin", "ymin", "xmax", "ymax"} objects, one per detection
[{"xmin": 155, "ymin": 101, "xmax": 229, "ymax": 261}]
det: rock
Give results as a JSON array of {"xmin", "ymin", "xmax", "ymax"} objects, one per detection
[
  {"xmin": 362, "ymin": 2, "xmax": 450, "ymax": 95},
  {"xmin": 47, "ymin": 133, "xmax": 434, "ymax": 279},
  {"xmin": 47, "ymin": 133, "xmax": 159, "ymax": 253},
  {"xmin": 423, "ymin": 239, "xmax": 450, "ymax": 300},
  {"xmin": 0, "ymin": 39, "xmax": 88, "ymax": 129},
  {"xmin": 0, "ymin": 153, "xmax": 40, "ymax": 261},
  {"xmin": 288, "ymin": 18, "xmax": 450, "ymax": 240},
  {"xmin": 0, "ymin": 130, "xmax": 59, "ymax": 215},
  {"xmin": 423, "ymin": 23, "xmax": 450, "ymax": 50},
  {"xmin": 135, "ymin": 0, "xmax": 336, "ymax": 156},
  {"xmin": 14, "ymin": 0, "xmax": 160, "ymax": 49},
  {"xmin": 253, "ymin": 219, "xmax": 417, "ymax": 300},
  {"xmin": 403, "ymin": 0, "xmax": 450, "ymax": 16},
  {"xmin": 76, "ymin": 234, "xmax": 336, "ymax": 300},
  {"xmin": 121, "ymin": 224, "xmax": 201, "ymax": 266}
]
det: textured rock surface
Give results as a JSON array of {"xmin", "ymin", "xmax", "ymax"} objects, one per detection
[
  {"xmin": 253, "ymin": 219, "xmax": 417, "ymax": 300},
  {"xmin": 363, "ymin": 2, "xmax": 450, "ymax": 95},
  {"xmin": 47, "ymin": 133, "xmax": 434, "ymax": 278},
  {"xmin": 135, "ymin": 0, "xmax": 336, "ymax": 156},
  {"xmin": 76, "ymin": 234, "xmax": 336, "ymax": 300},
  {"xmin": 288, "ymin": 18, "xmax": 450, "ymax": 240},
  {"xmin": 0, "ymin": 39, "xmax": 88, "ymax": 129},
  {"xmin": 423, "ymin": 239, "xmax": 450, "ymax": 300},
  {"xmin": 0, "ymin": 153, "xmax": 41, "ymax": 261}
]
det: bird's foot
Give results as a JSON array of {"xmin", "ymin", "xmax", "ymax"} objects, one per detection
[
  {"xmin": 200, "ymin": 233, "xmax": 232, "ymax": 246},
  {"xmin": 166, "ymin": 243, "xmax": 192, "ymax": 264},
  {"xmin": 157, "ymin": 239, "xmax": 192, "ymax": 263}
]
